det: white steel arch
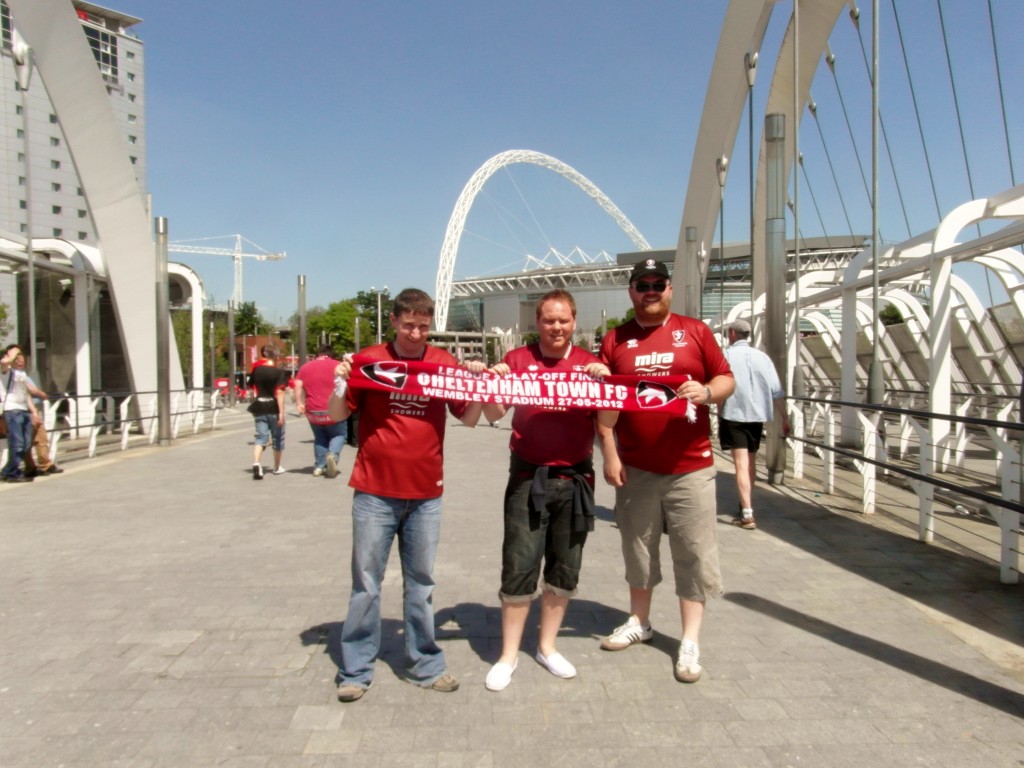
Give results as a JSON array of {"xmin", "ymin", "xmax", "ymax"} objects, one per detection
[{"xmin": 435, "ymin": 149, "xmax": 651, "ymax": 330}]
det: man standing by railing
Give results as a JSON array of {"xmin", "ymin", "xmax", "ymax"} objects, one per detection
[{"xmin": 0, "ymin": 344, "xmax": 41, "ymax": 483}]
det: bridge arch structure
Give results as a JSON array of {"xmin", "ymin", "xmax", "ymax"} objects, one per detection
[{"xmin": 434, "ymin": 149, "xmax": 651, "ymax": 331}]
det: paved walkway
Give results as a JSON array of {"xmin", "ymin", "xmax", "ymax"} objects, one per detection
[{"xmin": 1, "ymin": 406, "xmax": 1022, "ymax": 767}]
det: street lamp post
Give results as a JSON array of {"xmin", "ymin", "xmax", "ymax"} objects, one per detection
[
  {"xmin": 13, "ymin": 32, "xmax": 38, "ymax": 379},
  {"xmin": 716, "ymin": 155, "xmax": 729, "ymax": 342},
  {"xmin": 745, "ymin": 51, "xmax": 759, "ymax": 323},
  {"xmin": 371, "ymin": 286, "xmax": 388, "ymax": 345}
]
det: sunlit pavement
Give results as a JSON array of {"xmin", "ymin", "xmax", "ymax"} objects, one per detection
[{"xmin": 0, "ymin": 406, "xmax": 1021, "ymax": 767}]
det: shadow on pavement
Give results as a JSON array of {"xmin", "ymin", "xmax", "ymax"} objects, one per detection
[{"xmin": 726, "ymin": 591, "xmax": 1024, "ymax": 719}]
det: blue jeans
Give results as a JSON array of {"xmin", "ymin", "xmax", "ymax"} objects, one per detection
[
  {"xmin": 308, "ymin": 419, "xmax": 347, "ymax": 469},
  {"xmin": 253, "ymin": 414, "xmax": 284, "ymax": 450},
  {"xmin": 339, "ymin": 492, "xmax": 446, "ymax": 688},
  {"xmin": 2, "ymin": 410, "xmax": 32, "ymax": 479}
]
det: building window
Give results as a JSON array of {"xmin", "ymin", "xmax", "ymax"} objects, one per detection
[
  {"xmin": 52, "ymin": 206, "xmax": 62, "ymax": 215},
  {"xmin": 84, "ymin": 25, "xmax": 119, "ymax": 85},
  {"xmin": 128, "ymin": 135, "xmax": 137, "ymax": 144},
  {"xmin": 128, "ymin": 93, "xmax": 136, "ymax": 103},
  {"xmin": 15, "ymin": 105, "xmax": 22, "ymax": 116},
  {"xmin": 18, "ymin": 200, "xmax": 26, "ymax": 210},
  {"xmin": 49, "ymin": 114, "xmax": 58, "ymax": 124},
  {"xmin": 16, "ymin": 129, "xmax": 23, "ymax": 139},
  {"xmin": 52, "ymin": 228, "xmax": 63, "ymax": 237},
  {"xmin": 1, "ymin": 1, "xmax": 11, "ymax": 48},
  {"xmin": 78, "ymin": 210, "xmax": 87, "ymax": 218},
  {"xmin": 17, "ymin": 152, "xmax": 24, "ymax": 162},
  {"xmin": 77, "ymin": 187, "xmax": 84, "ymax": 196},
  {"xmin": 50, "ymin": 137, "xmax": 60, "ymax": 147},
  {"xmin": 51, "ymin": 182, "xmax": 62, "ymax": 192},
  {"xmin": 128, "ymin": 114, "xmax": 137, "ymax": 124},
  {"xmin": 126, "ymin": 50, "xmax": 136, "ymax": 61},
  {"xmin": 127, "ymin": 72, "xmax": 136, "ymax": 82},
  {"xmin": 18, "ymin": 177, "xmax": 24, "ymax": 186},
  {"xmin": 78, "ymin": 232, "xmax": 88, "ymax": 240},
  {"xmin": 51, "ymin": 160, "xmax": 61, "ymax": 170},
  {"xmin": 129, "ymin": 156, "xmax": 137, "ymax": 165}
]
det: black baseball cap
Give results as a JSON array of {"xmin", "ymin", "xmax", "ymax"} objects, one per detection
[{"xmin": 629, "ymin": 258, "xmax": 670, "ymax": 282}]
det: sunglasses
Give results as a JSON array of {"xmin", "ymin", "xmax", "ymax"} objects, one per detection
[{"xmin": 633, "ymin": 281, "xmax": 668, "ymax": 293}]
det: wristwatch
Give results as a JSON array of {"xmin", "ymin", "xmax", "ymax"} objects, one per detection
[{"xmin": 704, "ymin": 386, "xmax": 712, "ymax": 404}]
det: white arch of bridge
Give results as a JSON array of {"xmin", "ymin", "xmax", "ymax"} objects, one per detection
[{"xmin": 434, "ymin": 149, "xmax": 651, "ymax": 331}]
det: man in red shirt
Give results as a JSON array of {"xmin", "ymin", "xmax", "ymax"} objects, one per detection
[
  {"xmin": 327, "ymin": 288, "xmax": 483, "ymax": 702},
  {"xmin": 480, "ymin": 290, "xmax": 616, "ymax": 692},
  {"xmin": 294, "ymin": 344, "xmax": 347, "ymax": 478},
  {"xmin": 597, "ymin": 259, "xmax": 734, "ymax": 683}
]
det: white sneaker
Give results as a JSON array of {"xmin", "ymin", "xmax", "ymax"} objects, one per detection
[
  {"xmin": 674, "ymin": 640, "xmax": 702, "ymax": 683},
  {"xmin": 272, "ymin": 466, "xmax": 286, "ymax": 475},
  {"xmin": 600, "ymin": 616, "xmax": 653, "ymax": 651},
  {"xmin": 325, "ymin": 453, "xmax": 339, "ymax": 478},
  {"xmin": 484, "ymin": 659, "xmax": 517, "ymax": 691},
  {"xmin": 312, "ymin": 467, "xmax": 325, "ymax": 477}
]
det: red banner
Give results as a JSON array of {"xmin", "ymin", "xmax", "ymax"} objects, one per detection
[{"xmin": 347, "ymin": 354, "xmax": 699, "ymax": 417}]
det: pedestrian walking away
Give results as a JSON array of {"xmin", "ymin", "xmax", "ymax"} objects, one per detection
[
  {"xmin": 294, "ymin": 344, "xmax": 348, "ymax": 479},
  {"xmin": 327, "ymin": 287, "xmax": 484, "ymax": 702},
  {"xmin": 596, "ymin": 258, "xmax": 734, "ymax": 684},
  {"xmin": 480, "ymin": 289, "xmax": 617, "ymax": 692},
  {"xmin": 719, "ymin": 319, "xmax": 790, "ymax": 530},
  {"xmin": 247, "ymin": 345, "xmax": 289, "ymax": 479}
]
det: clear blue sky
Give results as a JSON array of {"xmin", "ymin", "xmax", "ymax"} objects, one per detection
[{"xmin": 110, "ymin": 0, "xmax": 1022, "ymax": 323}]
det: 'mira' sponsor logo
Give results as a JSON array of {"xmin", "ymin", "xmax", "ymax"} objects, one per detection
[{"xmin": 633, "ymin": 351, "xmax": 674, "ymax": 373}]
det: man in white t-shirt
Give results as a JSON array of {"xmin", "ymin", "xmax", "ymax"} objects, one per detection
[{"xmin": 0, "ymin": 344, "xmax": 40, "ymax": 483}]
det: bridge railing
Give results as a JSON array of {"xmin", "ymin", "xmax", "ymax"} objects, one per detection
[
  {"xmin": 784, "ymin": 395, "xmax": 1022, "ymax": 584},
  {"xmin": 4, "ymin": 388, "xmax": 227, "ymax": 467}
]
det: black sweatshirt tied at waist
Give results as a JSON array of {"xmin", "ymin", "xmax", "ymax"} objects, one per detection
[{"xmin": 508, "ymin": 453, "xmax": 596, "ymax": 534}]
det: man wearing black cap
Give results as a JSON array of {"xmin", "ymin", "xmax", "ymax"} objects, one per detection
[
  {"xmin": 596, "ymin": 258, "xmax": 734, "ymax": 683},
  {"xmin": 719, "ymin": 319, "xmax": 790, "ymax": 530}
]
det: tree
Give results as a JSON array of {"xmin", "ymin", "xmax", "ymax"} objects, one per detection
[
  {"xmin": 306, "ymin": 299, "xmax": 367, "ymax": 354},
  {"xmin": 354, "ymin": 289, "xmax": 392, "ymax": 344},
  {"xmin": 879, "ymin": 303, "xmax": 904, "ymax": 326},
  {"xmin": 0, "ymin": 302, "xmax": 11, "ymax": 341},
  {"xmin": 234, "ymin": 301, "xmax": 271, "ymax": 336}
]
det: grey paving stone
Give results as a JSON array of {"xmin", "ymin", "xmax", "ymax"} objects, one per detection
[{"xmin": 0, "ymin": 408, "xmax": 1021, "ymax": 767}]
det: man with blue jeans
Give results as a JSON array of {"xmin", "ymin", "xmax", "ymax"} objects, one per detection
[
  {"xmin": 247, "ymin": 345, "xmax": 288, "ymax": 479},
  {"xmin": 294, "ymin": 344, "xmax": 348, "ymax": 478},
  {"xmin": 328, "ymin": 288, "xmax": 483, "ymax": 702},
  {"xmin": 0, "ymin": 345, "xmax": 40, "ymax": 483}
]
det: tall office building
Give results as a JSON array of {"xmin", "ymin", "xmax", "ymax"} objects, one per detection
[{"xmin": 0, "ymin": 0, "xmax": 146, "ymax": 244}]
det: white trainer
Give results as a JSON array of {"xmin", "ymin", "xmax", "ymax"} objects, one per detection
[{"xmin": 600, "ymin": 616, "xmax": 653, "ymax": 651}]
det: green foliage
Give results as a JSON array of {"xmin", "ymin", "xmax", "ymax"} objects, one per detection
[
  {"xmin": 879, "ymin": 303, "xmax": 904, "ymax": 326},
  {"xmin": 353, "ymin": 289, "xmax": 392, "ymax": 345},
  {"xmin": 0, "ymin": 302, "xmax": 11, "ymax": 340},
  {"xmin": 306, "ymin": 299, "xmax": 367, "ymax": 354},
  {"xmin": 234, "ymin": 301, "xmax": 271, "ymax": 336}
]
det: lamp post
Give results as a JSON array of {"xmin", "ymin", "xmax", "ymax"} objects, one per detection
[
  {"xmin": 867, "ymin": 0, "xmax": 884, "ymax": 404},
  {"xmin": 716, "ymin": 155, "xmax": 729, "ymax": 342},
  {"xmin": 371, "ymin": 286, "xmax": 388, "ymax": 345},
  {"xmin": 745, "ymin": 51, "xmax": 758, "ymax": 323},
  {"xmin": 13, "ymin": 31, "xmax": 38, "ymax": 379}
]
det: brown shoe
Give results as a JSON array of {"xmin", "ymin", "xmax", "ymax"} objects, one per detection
[
  {"xmin": 730, "ymin": 512, "xmax": 756, "ymax": 530},
  {"xmin": 427, "ymin": 673, "xmax": 460, "ymax": 693}
]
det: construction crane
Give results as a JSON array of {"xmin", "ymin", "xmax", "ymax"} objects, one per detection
[{"xmin": 167, "ymin": 234, "xmax": 286, "ymax": 307}]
